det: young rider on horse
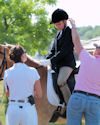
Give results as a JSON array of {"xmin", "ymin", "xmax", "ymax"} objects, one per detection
[{"xmin": 42, "ymin": 9, "xmax": 76, "ymax": 106}]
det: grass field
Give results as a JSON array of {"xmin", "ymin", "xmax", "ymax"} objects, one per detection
[
  {"xmin": 0, "ymin": 81, "xmax": 6, "ymax": 125},
  {"xmin": 0, "ymin": 81, "xmax": 85, "ymax": 125}
]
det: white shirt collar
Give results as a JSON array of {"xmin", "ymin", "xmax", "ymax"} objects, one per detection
[{"xmin": 13, "ymin": 62, "xmax": 24, "ymax": 67}]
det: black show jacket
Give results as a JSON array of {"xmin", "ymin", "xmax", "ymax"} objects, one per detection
[{"xmin": 47, "ymin": 26, "xmax": 76, "ymax": 72}]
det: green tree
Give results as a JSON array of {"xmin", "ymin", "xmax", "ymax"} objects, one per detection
[
  {"xmin": 78, "ymin": 25, "xmax": 100, "ymax": 40},
  {"xmin": 0, "ymin": 0, "xmax": 57, "ymax": 55}
]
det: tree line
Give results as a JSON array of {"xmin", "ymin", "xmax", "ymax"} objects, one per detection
[{"xmin": 78, "ymin": 26, "xmax": 100, "ymax": 40}]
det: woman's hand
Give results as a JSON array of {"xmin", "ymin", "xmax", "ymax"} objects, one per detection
[{"xmin": 68, "ymin": 18, "xmax": 76, "ymax": 28}]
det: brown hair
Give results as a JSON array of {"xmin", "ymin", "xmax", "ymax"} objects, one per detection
[{"xmin": 9, "ymin": 45, "xmax": 25, "ymax": 63}]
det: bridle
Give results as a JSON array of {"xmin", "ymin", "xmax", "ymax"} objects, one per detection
[
  {"xmin": 0, "ymin": 47, "xmax": 8, "ymax": 107},
  {"xmin": 36, "ymin": 65, "xmax": 44, "ymax": 69},
  {"xmin": 0, "ymin": 47, "xmax": 7, "ymax": 81}
]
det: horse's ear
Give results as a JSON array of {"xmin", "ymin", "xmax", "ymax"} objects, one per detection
[
  {"xmin": 6, "ymin": 44, "xmax": 15, "ymax": 49},
  {"xmin": 7, "ymin": 45, "xmax": 11, "ymax": 49}
]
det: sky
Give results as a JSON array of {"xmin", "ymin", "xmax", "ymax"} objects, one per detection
[{"xmin": 48, "ymin": 0, "xmax": 100, "ymax": 27}]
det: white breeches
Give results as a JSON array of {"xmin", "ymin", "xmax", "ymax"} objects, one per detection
[{"xmin": 6, "ymin": 102, "xmax": 38, "ymax": 125}]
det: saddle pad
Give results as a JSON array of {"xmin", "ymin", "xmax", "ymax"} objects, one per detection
[{"xmin": 47, "ymin": 70, "xmax": 60, "ymax": 106}]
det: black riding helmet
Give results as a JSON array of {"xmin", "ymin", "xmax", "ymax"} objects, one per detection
[{"xmin": 50, "ymin": 8, "xmax": 69, "ymax": 24}]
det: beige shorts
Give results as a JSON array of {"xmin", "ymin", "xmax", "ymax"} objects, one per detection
[{"xmin": 57, "ymin": 66, "xmax": 73, "ymax": 86}]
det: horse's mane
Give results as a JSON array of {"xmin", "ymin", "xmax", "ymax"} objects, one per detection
[{"xmin": 27, "ymin": 54, "xmax": 42, "ymax": 67}]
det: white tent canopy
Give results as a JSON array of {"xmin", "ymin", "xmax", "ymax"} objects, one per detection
[{"xmin": 82, "ymin": 36, "xmax": 100, "ymax": 52}]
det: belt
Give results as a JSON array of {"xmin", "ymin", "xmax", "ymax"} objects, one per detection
[
  {"xmin": 73, "ymin": 90, "xmax": 100, "ymax": 99},
  {"xmin": 10, "ymin": 100, "xmax": 26, "ymax": 103}
]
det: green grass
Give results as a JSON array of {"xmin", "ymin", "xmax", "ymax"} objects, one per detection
[
  {"xmin": 0, "ymin": 81, "xmax": 6, "ymax": 125},
  {"xmin": 0, "ymin": 81, "xmax": 85, "ymax": 125}
]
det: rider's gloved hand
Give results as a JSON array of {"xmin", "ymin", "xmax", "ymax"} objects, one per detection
[{"xmin": 40, "ymin": 59, "xmax": 51, "ymax": 66}]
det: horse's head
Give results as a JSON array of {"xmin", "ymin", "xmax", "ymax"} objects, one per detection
[
  {"xmin": 0, "ymin": 44, "xmax": 14, "ymax": 80},
  {"xmin": 0, "ymin": 44, "xmax": 47, "ymax": 80}
]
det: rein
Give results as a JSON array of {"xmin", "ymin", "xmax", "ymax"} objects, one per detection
[
  {"xmin": 36, "ymin": 65, "xmax": 44, "ymax": 69},
  {"xmin": 0, "ymin": 48, "xmax": 7, "ymax": 81}
]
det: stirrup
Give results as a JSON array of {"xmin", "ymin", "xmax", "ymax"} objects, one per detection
[
  {"xmin": 56, "ymin": 105, "xmax": 66, "ymax": 117},
  {"xmin": 58, "ymin": 102, "xmax": 66, "ymax": 108},
  {"xmin": 56, "ymin": 103, "xmax": 66, "ymax": 114},
  {"xmin": 49, "ymin": 104, "xmax": 65, "ymax": 123},
  {"xmin": 57, "ymin": 106, "xmax": 62, "ymax": 112},
  {"xmin": 49, "ymin": 106, "xmax": 61, "ymax": 122}
]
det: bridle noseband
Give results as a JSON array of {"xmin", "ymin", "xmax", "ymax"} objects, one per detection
[{"xmin": 0, "ymin": 48, "xmax": 7, "ymax": 81}]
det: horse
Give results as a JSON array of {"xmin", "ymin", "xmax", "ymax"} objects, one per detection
[{"xmin": 0, "ymin": 44, "xmax": 76, "ymax": 125}]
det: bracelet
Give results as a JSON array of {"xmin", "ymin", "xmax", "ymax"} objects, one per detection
[{"xmin": 72, "ymin": 26, "xmax": 77, "ymax": 29}]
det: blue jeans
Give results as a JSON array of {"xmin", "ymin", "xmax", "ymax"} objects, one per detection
[{"xmin": 67, "ymin": 92, "xmax": 100, "ymax": 125}]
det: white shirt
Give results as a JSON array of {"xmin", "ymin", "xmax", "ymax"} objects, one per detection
[{"xmin": 3, "ymin": 63, "xmax": 40, "ymax": 100}]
